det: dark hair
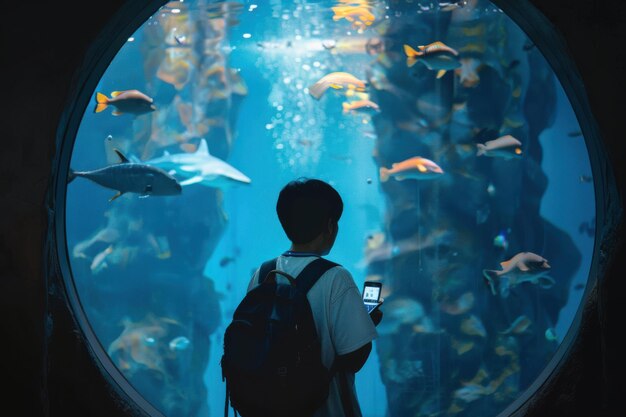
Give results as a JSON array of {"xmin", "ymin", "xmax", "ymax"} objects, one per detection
[{"xmin": 276, "ymin": 178, "xmax": 344, "ymax": 244}]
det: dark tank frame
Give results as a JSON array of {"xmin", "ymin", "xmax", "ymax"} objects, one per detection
[{"xmin": 13, "ymin": 0, "xmax": 618, "ymax": 416}]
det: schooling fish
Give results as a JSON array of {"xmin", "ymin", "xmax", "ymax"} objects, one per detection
[
  {"xmin": 69, "ymin": 149, "xmax": 182, "ymax": 202},
  {"xmin": 308, "ymin": 72, "xmax": 367, "ymax": 100},
  {"xmin": 476, "ymin": 135, "xmax": 523, "ymax": 159},
  {"xmin": 379, "ymin": 156, "xmax": 444, "ymax": 182},
  {"xmin": 403, "ymin": 42, "xmax": 461, "ymax": 79},
  {"xmin": 483, "ymin": 252, "xmax": 553, "ymax": 297},
  {"xmin": 94, "ymin": 89, "xmax": 156, "ymax": 116},
  {"xmin": 342, "ymin": 99, "xmax": 380, "ymax": 114}
]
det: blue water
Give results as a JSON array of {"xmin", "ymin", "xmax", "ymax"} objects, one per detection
[{"xmin": 65, "ymin": 1, "xmax": 595, "ymax": 417}]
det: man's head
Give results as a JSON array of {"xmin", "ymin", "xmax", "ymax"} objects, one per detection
[{"xmin": 276, "ymin": 178, "xmax": 343, "ymax": 249}]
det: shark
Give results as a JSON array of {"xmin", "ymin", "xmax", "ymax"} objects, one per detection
[
  {"xmin": 141, "ymin": 138, "xmax": 251, "ymax": 189},
  {"xmin": 69, "ymin": 148, "xmax": 182, "ymax": 202}
]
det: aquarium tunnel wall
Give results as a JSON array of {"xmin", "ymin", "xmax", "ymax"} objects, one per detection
[{"xmin": 38, "ymin": 0, "xmax": 621, "ymax": 417}]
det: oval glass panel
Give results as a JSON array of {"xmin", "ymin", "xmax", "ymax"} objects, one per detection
[{"xmin": 64, "ymin": 1, "xmax": 596, "ymax": 416}]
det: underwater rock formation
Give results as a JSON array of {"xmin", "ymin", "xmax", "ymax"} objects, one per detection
[
  {"xmin": 70, "ymin": 2, "xmax": 246, "ymax": 416},
  {"xmin": 366, "ymin": 1, "xmax": 581, "ymax": 416}
]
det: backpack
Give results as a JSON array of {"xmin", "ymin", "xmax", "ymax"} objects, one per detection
[{"xmin": 220, "ymin": 257, "xmax": 339, "ymax": 417}]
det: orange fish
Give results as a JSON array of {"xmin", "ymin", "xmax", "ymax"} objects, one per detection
[
  {"xmin": 94, "ymin": 90, "xmax": 156, "ymax": 116},
  {"xmin": 308, "ymin": 72, "xmax": 367, "ymax": 100},
  {"xmin": 342, "ymin": 99, "xmax": 380, "ymax": 114},
  {"xmin": 379, "ymin": 156, "xmax": 444, "ymax": 182},
  {"xmin": 476, "ymin": 135, "xmax": 523, "ymax": 159}
]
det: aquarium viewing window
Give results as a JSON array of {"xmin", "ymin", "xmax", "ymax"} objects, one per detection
[{"xmin": 50, "ymin": 0, "xmax": 608, "ymax": 416}]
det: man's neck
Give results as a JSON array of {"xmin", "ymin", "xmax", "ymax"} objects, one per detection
[{"xmin": 289, "ymin": 241, "xmax": 325, "ymax": 255}]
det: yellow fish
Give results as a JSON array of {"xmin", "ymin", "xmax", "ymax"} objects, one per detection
[
  {"xmin": 379, "ymin": 156, "xmax": 444, "ymax": 182},
  {"xmin": 308, "ymin": 72, "xmax": 367, "ymax": 100}
]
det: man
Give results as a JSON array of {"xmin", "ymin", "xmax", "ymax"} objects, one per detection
[{"xmin": 247, "ymin": 177, "xmax": 383, "ymax": 417}]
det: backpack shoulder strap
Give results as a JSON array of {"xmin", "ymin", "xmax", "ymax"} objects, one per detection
[
  {"xmin": 257, "ymin": 258, "xmax": 278, "ymax": 284},
  {"xmin": 295, "ymin": 257, "xmax": 340, "ymax": 295}
]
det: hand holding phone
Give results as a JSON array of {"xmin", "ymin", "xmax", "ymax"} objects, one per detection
[{"xmin": 362, "ymin": 281, "xmax": 383, "ymax": 315}]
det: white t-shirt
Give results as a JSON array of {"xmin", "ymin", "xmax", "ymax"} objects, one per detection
[{"xmin": 247, "ymin": 254, "xmax": 378, "ymax": 417}]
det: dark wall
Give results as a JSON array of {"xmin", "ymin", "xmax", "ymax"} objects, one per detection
[{"xmin": 0, "ymin": 1, "xmax": 624, "ymax": 417}]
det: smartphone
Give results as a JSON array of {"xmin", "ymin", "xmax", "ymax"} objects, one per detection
[{"xmin": 362, "ymin": 281, "xmax": 382, "ymax": 314}]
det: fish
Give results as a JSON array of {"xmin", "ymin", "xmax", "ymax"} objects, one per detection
[
  {"xmin": 403, "ymin": 42, "xmax": 461, "ymax": 79},
  {"xmin": 454, "ymin": 57, "xmax": 482, "ymax": 87},
  {"xmin": 454, "ymin": 384, "xmax": 488, "ymax": 402},
  {"xmin": 157, "ymin": 54, "xmax": 193, "ymax": 91},
  {"xmin": 169, "ymin": 336, "xmax": 191, "ymax": 351},
  {"xmin": 379, "ymin": 156, "xmax": 444, "ymax": 182},
  {"xmin": 331, "ymin": 5, "xmax": 375, "ymax": 29},
  {"xmin": 68, "ymin": 148, "xmax": 182, "ymax": 202},
  {"xmin": 574, "ymin": 283, "xmax": 585, "ymax": 291},
  {"xmin": 483, "ymin": 252, "xmax": 553, "ymax": 297},
  {"xmin": 308, "ymin": 72, "xmax": 367, "ymax": 100},
  {"xmin": 568, "ymin": 130, "xmax": 583, "ymax": 138},
  {"xmin": 579, "ymin": 175, "xmax": 593, "ymax": 183},
  {"xmin": 476, "ymin": 135, "xmax": 523, "ymax": 159},
  {"xmin": 545, "ymin": 327, "xmax": 558, "ymax": 341},
  {"xmin": 499, "ymin": 315, "xmax": 532, "ymax": 335},
  {"xmin": 141, "ymin": 138, "xmax": 251, "ymax": 189},
  {"xmin": 451, "ymin": 338, "xmax": 475, "ymax": 355},
  {"xmin": 342, "ymin": 99, "xmax": 380, "ymax": 114},
  {"xmin": 146, "ymin": 234, "xmax": 171, "ymax": 259},
  {"xmin": 439, "ymin": 0, "xmax": 467, "ymax": 11},
  {"xmin": 90, "ymin": 244, "xmax": 114, "ymax": 275},
  {"xmin": 107, "ymin": 316, "xmax": 167, "ymax": 377},
  {"xmin": 219, "ymin": 256, "xmax": 235, "ymax": 267},
  {"xmin": 578, "ymin": 220, "xmax": 595, "ymax": 237},
  {"xmin": 460, "ymin": 314, "xmax": 487, "ymax": 337},
  {"xmin": 72, "ymin": 226, "xmax": 121, "ymax": 259},
  {"xmin": 94, "ymin": 90, "xmax": 156, "ymax": 116},
  {"xmin": 376, "ymin": 298, "xmax": 427, "ymax": 335},
  {"xmin": 440, "ymin": 292, "xmax": 475, "ymax": 315},
  {"xmin": 493, "ymin": 230, "xmax": 509, "ymax": 250}
]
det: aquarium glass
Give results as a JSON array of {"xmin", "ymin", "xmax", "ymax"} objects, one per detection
[{"xmin": 64, "ymin": 1, "xmax": 596, "ymax": 416}]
